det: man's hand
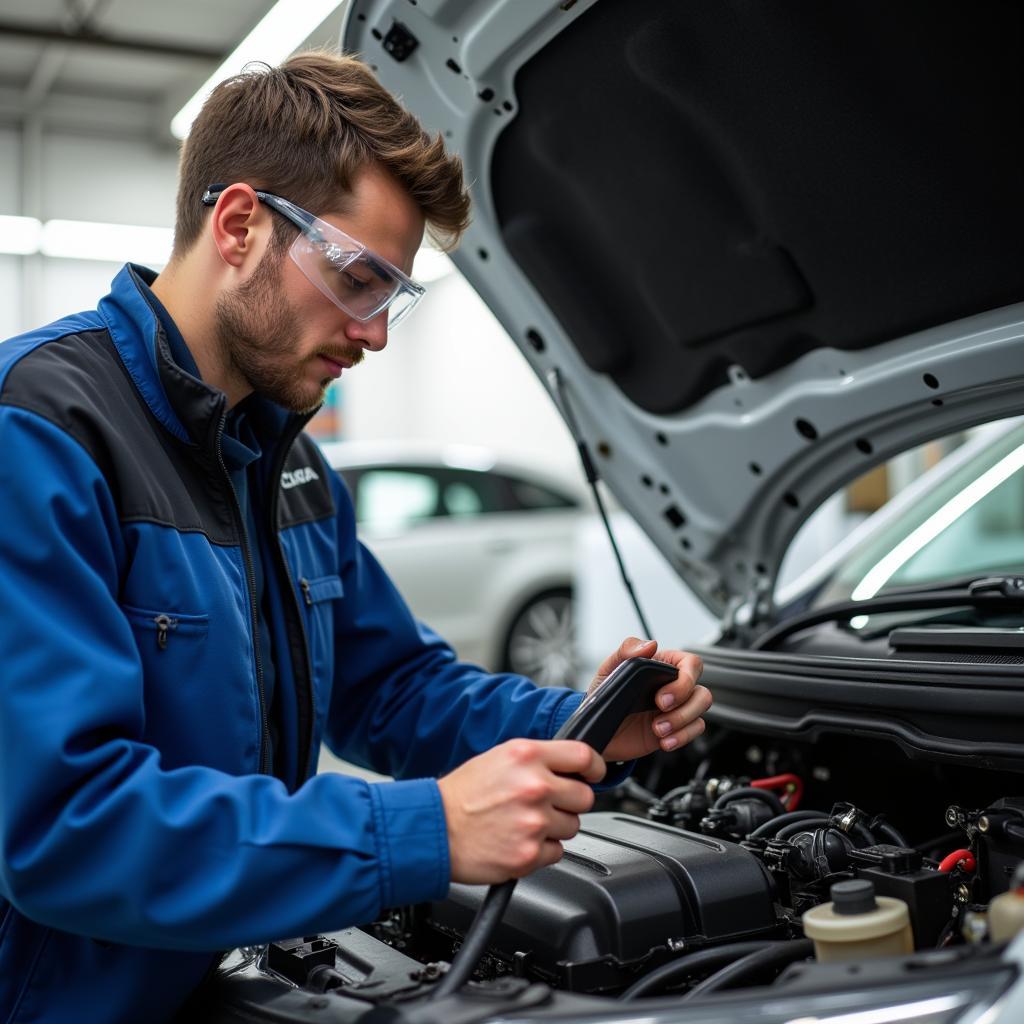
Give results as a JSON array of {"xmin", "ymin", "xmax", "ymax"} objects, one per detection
[
  {"xmin": 593, "ymin": 637, "xmax": 711, "ymax": 763},
  {"xmin": 437, "ymin": 739, "xmax": 605, "ymax": 884}
]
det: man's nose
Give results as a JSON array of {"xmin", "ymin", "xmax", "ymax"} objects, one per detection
[{"xmin": 347, "ymin": 313, "xmax": 388, "ymax": 353}]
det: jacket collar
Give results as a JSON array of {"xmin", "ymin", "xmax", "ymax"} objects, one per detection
[{"xmin": 98, "ymin": 263, "xmax": 298, "ymax": 452}]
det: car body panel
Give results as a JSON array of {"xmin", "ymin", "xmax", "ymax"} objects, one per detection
[{"xmin": 342, "ymin": 0, "xmax": 1024, "ymax": 620}]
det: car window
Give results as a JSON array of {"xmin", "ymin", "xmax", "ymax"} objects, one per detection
[
  {"xmin": 356, "ymin": 469, "xmax": 441, "ymax": 530},
  {"xmin": 818, "ymin": 421, "xmax": 1024, "ymax": 603},
  {"xmin": 499, "ymin": 475, "xmax": 577, "ymax": 511},
  {"xmin": 442, "ymin": 480, "xmax": 485, "ymax": 517}
]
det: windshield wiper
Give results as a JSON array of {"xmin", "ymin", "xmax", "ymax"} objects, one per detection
[{"xmin": 753, "ymin": 575, "xmax": 1024, "ymax": 651}]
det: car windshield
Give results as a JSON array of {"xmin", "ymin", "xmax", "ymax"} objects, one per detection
[{"xmin": 813, "ymin": 419, "xmax": 1024, "ymax": 606}]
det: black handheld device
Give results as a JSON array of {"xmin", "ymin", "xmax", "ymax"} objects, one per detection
[
  {"xmin": 554, "ymin": 656, "xmax": 679, "ymax": 750},
  {"xmin": 430, "ymin": 656, "xmax": 679, "ymax": 1001}
]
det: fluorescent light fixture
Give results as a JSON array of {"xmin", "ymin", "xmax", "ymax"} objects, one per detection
[
  {"xmin": 851, "ymin": 440, "xmax": 1024, "ymax": 601},
  {"xmin": 171, "ymin": 0, "xmax": 345, "ymax": 140},
  {"xmin": 40, "ymin": 220, "xmax": 174, "ymax": 265},
  {"xmin": 0, "ymin": 215, "xmax": 42, "ymax": 255},
  {"xmin": 413, "ymin": 248, "xmax": 455, "ymax": 284}
]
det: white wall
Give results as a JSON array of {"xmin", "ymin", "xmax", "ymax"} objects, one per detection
[{"xmin": 340, "ymin": 268, "xmax": 578, "ymax": 471}]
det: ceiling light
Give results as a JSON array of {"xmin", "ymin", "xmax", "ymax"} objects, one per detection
[
  {"xmin": 40, "ymin": 220, "xmax": 174, "ymax": 265},
  {"xmin": 171, "ymin": 0, "xmax": 346, "ymax": 140},
  {"xmin": 0, "ymin": 215, "xmax": 43, "ymax": 256}
]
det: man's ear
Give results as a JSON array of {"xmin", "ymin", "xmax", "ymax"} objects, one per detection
[{"xmin": 209, "ymin": 183, "xmax": 272, "ymax": 270}]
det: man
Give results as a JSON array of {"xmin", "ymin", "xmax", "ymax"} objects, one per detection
[{"xmin": 0, "ymin": 53, "xmax": 711, "ymax": 1022}]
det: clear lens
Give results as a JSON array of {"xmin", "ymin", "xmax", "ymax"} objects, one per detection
[{"xmin": 289, "ymin": 220, "xmax": 422, "ymax": 328}]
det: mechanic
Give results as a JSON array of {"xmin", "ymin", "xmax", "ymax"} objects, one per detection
[{"xmin": 0, "ymin": 53, "xmax": 712, "ymax": 1023}]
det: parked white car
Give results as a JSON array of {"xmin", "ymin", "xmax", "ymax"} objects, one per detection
[{"xmin": 320, "ymin": 441, "xmax": 587, "ymax": 685}]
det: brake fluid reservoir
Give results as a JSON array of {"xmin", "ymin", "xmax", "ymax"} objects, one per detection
[
  {"xmin": 803, "ymin": 879, "xmax": 914, "ymax": 962},
  {"xmin": 989, "ymin": 864, "xmax": 1024, "ymax": 943}
]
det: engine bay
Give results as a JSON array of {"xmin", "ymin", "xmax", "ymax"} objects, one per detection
[{"xmin": 209, "ymin": 728, "xmax": 1024, "ymax": 1019}]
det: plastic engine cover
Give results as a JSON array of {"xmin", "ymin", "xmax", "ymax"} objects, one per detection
[{"xmin": 429, "ymin": 812, "xmax": 779, "ymax": 991}]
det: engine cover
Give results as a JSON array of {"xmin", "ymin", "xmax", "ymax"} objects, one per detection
[{"xmin": 428, "ymin": 812, "xmax": 779, "ymax": 992}]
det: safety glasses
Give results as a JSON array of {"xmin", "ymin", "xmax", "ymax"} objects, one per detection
[{"xmin": 201, "ymin": 184, "xmax": 425, "ymax": 329}]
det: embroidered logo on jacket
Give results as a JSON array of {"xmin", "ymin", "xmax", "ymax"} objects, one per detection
[{"xmin": 281, "ymin": 466, "xmax": 321, "ymax": 489}]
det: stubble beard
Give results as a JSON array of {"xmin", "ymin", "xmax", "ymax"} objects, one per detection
[{"xmin": 214, "ymin": 248, "xmax": 333, "ymax": 414}]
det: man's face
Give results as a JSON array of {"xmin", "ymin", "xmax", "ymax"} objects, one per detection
[{"xmin": 214, "ymin": 165, "xmax": 425, "ymax": 413}]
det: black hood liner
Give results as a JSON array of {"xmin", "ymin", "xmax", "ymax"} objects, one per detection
[{"xmin": 492, "ymin": 0, "xmax": 1024, "ymax": 415}]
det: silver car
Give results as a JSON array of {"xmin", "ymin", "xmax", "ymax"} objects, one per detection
[{"xmin": 206, "ymin": 1, "xmax": 1024, "ymax": 1021}]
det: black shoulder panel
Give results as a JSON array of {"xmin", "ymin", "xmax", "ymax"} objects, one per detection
[
  {"xmin": 1, "ymin": 330, "xmax": 238, "ymax": 545},
  {"xmin": 277, "ymin": 433, "xmax": 336, "ymax": 529}
]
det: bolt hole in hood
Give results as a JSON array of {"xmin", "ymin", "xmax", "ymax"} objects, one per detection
[{"xmin": 343, "ymin": 0, "xmax": 1024, "ymax": 619}]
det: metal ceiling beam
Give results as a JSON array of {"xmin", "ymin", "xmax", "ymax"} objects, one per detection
[{"xmin": 0, "ymin": 21, "xmax": 223, "ymax": 61}]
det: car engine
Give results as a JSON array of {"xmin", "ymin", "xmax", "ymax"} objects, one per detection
[{"xmin": 212, "ymin": 729, "xmax": 1024, "ymax": 1017}]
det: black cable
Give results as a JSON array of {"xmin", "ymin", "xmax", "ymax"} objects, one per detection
[
  {"xmin": 619, "ymin": 777, "xmax": 660, "ymax": 805},
  {"xmin": 430, "ymin": 878, "xmax": 516, "ymax": 1000},
  {"xmin": 548, "ymin": 369, "xmax": 653, "ymax": 640},
  {"xmin": 681, "ymin": 939, "xmax": 814, "ymax": 1001},
  {"xmin": 872, "ymin": 820, "xmax": 909, "ymax": 848},
  {"xmin": 713, "ymin": 786, "xmax": 785, "ymax": 815},
  {"xmin": 775, "ymin": 817, "xmax": 829, "ymax": 841},
  {"xmin": 916, "ymin": 830, "xmax": 965, "ymax": 855},
  {"xmin": 620, "ymin": 941, "xmax": 776, "ymax": 1000},
  {"xmin": 851, "ymin": 822, "xmax": 877, "ymax": 847},
  {"xmin": 749, "ymin": 810, "xmax": 826, "ymax": 839}
]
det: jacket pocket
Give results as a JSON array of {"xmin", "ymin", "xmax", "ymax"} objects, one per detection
[
  {"xmin": 121, "ymin": 604, "xmax": 210, "ymax": 652},
  {"xmin": 299, "ymin": 576, "xmax": 343, "ymax": 732},
  {"xmin": 299, "ymin": 574, "xmax": 344, "ymax": 607}
]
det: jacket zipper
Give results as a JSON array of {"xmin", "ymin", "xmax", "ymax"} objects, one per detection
[
  {"xmin": 154, "ymin": 614, "xmax": 177, "ymax": 651},
  {"xmin": 300, "ymin": 578, "xmax": 313, "ymax": 606},
  {"xmin": 215, "ymin": 409, "xmax": 271, "ymax": 777},
  {"xmin": 266, "ymin": 414, "xmax": 317, "ymax": 790}
]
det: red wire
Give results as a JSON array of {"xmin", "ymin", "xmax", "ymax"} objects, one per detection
[
  {"xmin": 751, "ymin": 773, "xmax": 804, "ymax": 811},
  {"xmin": 938, "ymin": 848, "xmax": 976, "ymax": 873}
]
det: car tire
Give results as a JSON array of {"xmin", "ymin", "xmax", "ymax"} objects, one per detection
[{"xmin": 502, "ymin": 587, "xmax": 580, "ymax": 686}]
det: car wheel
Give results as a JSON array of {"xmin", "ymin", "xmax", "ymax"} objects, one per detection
[{"xmin": 502, "ymin": 588, "xmax": 579, "ymax": 686}]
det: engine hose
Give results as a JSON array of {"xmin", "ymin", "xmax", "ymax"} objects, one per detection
[
  {"xmin": 873, "ymin": 820, "xmax": 909, "ymax": 848},
  {"xmin": 749, "ymin": 810, "xmax": 827, "ymax": 840},
  {"xmin": 681, "ymin": 939, "xmax": 815, "ymax": 1001},
  {"xmin": 850, "ymin": 822, "xmax": 877, "ymax": 847},
  {"xmin": 712, "ymin": 786, "xmax": 786, "ymax": 816},
  {"xmin": 774, "ymin": 816, "xmax": 875, "ymax": 846},
  {"xmin": 430, "ymin": 878, "xmax": 516, "ymax": 1000},
  {"xmin": 775, "ymin": 817, "xmax": 829, "ymax": 842},
  {"xmin": 620, "ymin": 941, "xmax": 776, "ymax": 1000}
]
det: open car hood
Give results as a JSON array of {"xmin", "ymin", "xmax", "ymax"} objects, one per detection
[{"xmin": 342, "ymin": 0, "xmax": 1024, "ymax": 619}]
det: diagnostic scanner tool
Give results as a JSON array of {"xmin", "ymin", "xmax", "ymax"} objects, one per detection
[
  {"xmin": 554, "ymin": 656, "xmax": 679, "ymax": 750},
  {"xmin": 431, "ymin": 655, "xmax": 678, "ymax": 1001}
]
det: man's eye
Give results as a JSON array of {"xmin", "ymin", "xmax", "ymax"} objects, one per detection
[{"xmin": 343, "ymin": 273, "xmax": 370, "ymax": 292}]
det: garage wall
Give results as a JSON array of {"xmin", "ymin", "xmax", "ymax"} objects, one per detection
[
  {"xmin": 0, "ymin": 126, "xmax": 572, "ymax": 468},
  {"xmin": 343, "ymin": 270, "xmax": 577, "ymax": 469}
]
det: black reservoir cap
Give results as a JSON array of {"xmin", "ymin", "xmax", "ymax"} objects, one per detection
[{"xmin": 831, "ymin": 879, "xmax": 879, "ymax": 915}]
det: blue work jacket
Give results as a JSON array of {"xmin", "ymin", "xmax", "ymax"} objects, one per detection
[{"xmin": 0, "ymin": 264, "xmax": 586, "ymax": 1023}]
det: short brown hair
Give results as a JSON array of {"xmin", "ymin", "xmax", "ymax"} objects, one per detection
[{"xmin": 172, "ymin": 50, "xmax": 470, "ymax": 258}]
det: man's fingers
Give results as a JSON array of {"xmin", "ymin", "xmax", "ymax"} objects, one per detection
[
  {"xmin": 591, "ymin": 636, "xmax": 658, "ymax": 688},
  {"xmin": 540, "ymin": 739, "xmax": 606, "ymax": 783},
  {"xmin": 550, "ymin": 775, "xmax": 597, "ymax": 815},
  {"xmin": 545, "ymin": 808, "xmax": 583, "ymax": 842},
  {"xmin": 659, "ymin": 716, "xmax": 707, "ymax": 752},
  {"xmin": 652, "ymin": 685, "xmax": 713, "ymax": 737},
  {"xmin": 652, "ymin": 652, "xmax": 704, "ymax": 711}
]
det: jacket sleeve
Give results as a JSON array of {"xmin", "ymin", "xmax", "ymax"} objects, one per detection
[
  {"xmin": 321, "ymin": 471, "xmax": 587, "ymax": 780},
  {"xmin": 0, "ymin": 407, "xmax": 449, "ymax": 951}
]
